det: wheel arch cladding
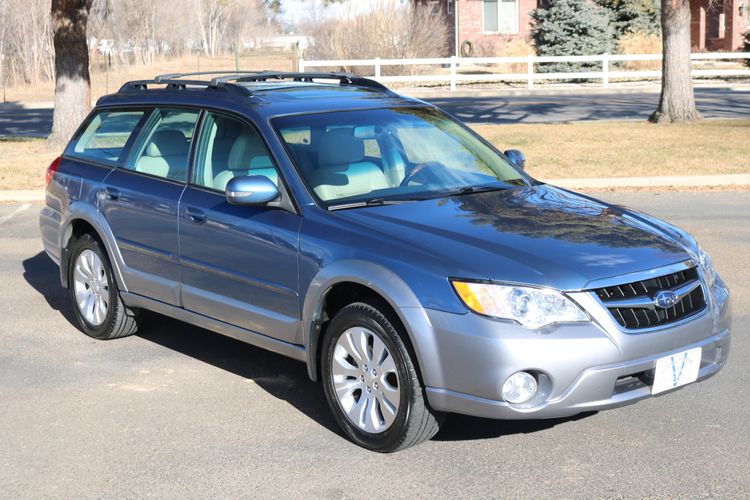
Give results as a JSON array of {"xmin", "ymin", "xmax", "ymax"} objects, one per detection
[
  {"xmin": 59, "ymin": 205, "xmax": 126, "ymax": 292},
  {"xmin": 302, "ymin": 261, "xmax": 442, "ymax": 388}
]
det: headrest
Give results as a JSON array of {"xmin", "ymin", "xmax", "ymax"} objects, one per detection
[
  {"xmin": 228, "ymin": 132, "xmax": 267, "ymax": 170},
  {"xmin": 145, "ymin": 130, "xmax": 188, "ymax": 157},
  {"xmin": 250, "ymin": 156, "xmax": 273, "ymax": 168},
  {"xmin": 318, "ymin": 128, "xmax": 364, "ymax": 167}
]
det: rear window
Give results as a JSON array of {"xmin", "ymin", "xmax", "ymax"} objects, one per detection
[{"xmin": 65, "ymin": 110, "xmax": 147, "ymax": 164}]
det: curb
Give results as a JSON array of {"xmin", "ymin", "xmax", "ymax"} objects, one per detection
[{"xmin": 1, "ymin": 174, "xmax": 749, "ymax": 203}]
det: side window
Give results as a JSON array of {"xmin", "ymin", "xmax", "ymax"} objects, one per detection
[
  {"xmin": 126, "ymin": 108, "xmax": 200, "ymax": 182},
  {"xmin": 279, "ymin": 126, "xmax": 310, "ymax": 145},
  {"xmin": 65, "ymin": 110, "xmax": 147, "ymax": 164},
  {"xmin": 193, "ymin": 112, "xmax": 278, "ymax": 192}
]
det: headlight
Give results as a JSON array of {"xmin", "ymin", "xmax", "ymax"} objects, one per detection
[
  {"xmin": 699, "ymin": 248, "xmax": 716, "ymax": 288},
  {"xmin": 452, "ymin": 281, "xmax": 588, "ymax": 329}
]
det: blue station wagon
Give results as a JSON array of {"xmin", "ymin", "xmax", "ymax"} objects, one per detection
[{"xmin": 40, "ymin": 72, "xmax": 731, "ymax": 452}]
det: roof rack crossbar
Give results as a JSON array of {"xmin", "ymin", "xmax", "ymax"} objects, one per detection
[
  {"xmin": 209, "ymin": 71, "xmax": 390, "ymax": 92},
  {"xmin": 154, "ymin": 70, "xmax": 265, "ymax": 83}
]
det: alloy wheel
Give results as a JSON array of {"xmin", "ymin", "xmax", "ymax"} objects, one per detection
[
  {"xmin": 331, "ymin": 326, "xmax": 401, "ymax": 433},
  {"xmin": 72, "ymin": 249, "xmax": 109, "ymax": 326}
]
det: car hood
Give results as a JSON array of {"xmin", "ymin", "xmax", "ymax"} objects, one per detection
[{"xmin": 338, "ymin": 185, "xmax": 693, "ymax": 291}]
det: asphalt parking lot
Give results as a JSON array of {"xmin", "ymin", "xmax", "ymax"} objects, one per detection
[{"xmin": 1, "ymin": 191, "xmax": 748, "ymax": 498}]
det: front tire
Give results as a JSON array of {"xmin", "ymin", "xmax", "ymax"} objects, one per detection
[
  {"xmin": 321, "ymin": 302, "xmax": 443, "ymax": 452},
  {"xmin": 68, "ymin": 233, "xmax": 139, "ymax": 340}
]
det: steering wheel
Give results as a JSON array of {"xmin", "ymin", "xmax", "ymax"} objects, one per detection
[{"xmin": 400, "ymin": 161, "xmax": 446, "ymax": 187}]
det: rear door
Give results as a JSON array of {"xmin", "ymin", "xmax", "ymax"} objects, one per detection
[
  {"xmin": 178, "ymin": 111, "xmax": 303, "ymax": 344},
  {"xmin": 98, "ymin": 107, "xmax": 201, "ymax": 305}
]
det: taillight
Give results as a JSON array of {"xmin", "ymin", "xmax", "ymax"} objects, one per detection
[{"xmin": 46, "ymin": 156, "xmax": 62, "ymax": 185}]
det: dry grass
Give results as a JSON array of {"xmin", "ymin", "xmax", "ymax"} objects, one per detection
[
  {"xmin": 473, "ymin": 120, "xmax": 750, "ymax": 179},
  {"xmin": 616, "ymin": 31, "xmax": 662, "ymax": 71},
  {"xmin": 0, "ymin": 138, "xmax": 56, "ymax": 190},
  {"xmin": 2, "ymin": 120, "xmax": 749, "ymax": 190},
  {"xmin": 2, "ymin": 52, "xmax": 295, "ymax": 103}
]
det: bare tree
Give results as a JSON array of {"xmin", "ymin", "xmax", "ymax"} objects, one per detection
[
  {"xmin": 0, "ymin": 0, "xmax": 7, "ymax": 91},
  {"xmin": 308, "ymin": 0, "xmax": 449, "ymax": 74},
  {"xmin": 50, "ymin": 0, "xmax": 94, "ymax": 143},
  {"xmin": 193, "ymin": 0, "xmax": 231, "ymax": 56},
  {"xmin": 649, "ymin": 0, "xmax": 700, "ymax": 123}
]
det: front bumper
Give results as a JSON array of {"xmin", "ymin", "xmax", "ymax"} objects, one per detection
[{"xmin": 416, "ymin": 282, "xmax": 731, "ymax": 420}]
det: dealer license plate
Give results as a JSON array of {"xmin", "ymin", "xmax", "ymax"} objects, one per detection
[{"xmin": 652, "ymin": 347, "xmax": 702, "ymax": 395}]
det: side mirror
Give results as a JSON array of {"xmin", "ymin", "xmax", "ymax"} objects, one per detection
[
  {"xmin": 504, "ymin": 149, "xmax": 526, "ymax": 170},
  {"xmin": 225, "ymin": 175, "xmax": 280, "ymax": 206}
]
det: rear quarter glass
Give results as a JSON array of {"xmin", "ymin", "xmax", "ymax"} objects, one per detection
[{"xmin": 65, "ymin": 110, "xmax": 149, "ymax": 165}]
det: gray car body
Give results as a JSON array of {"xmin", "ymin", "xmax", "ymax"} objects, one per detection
[{"xmin": 40, "ymin": 82, "xmax": 732, "ymax": 420}]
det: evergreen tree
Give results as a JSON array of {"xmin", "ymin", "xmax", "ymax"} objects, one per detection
[
  {"xmin": 596, "ymin": 0, "xmax": 661, "ymax": 37},
  {"xmin": 530, "ymin": 0, "xmax": 613, "ymax": 73}
]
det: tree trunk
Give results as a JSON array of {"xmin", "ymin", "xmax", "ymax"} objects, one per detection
[
  {"xmin": 50, "ymin": 0, "xmax": 94, "ymax": 144},
  {"xmin": 649, "ymin": 0, "xmax": 700, "ymax": 123}
]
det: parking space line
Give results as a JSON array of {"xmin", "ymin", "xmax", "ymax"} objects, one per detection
[{"xmin": 0, "ymin": 203, "xmax": 31, "ymax": 226}]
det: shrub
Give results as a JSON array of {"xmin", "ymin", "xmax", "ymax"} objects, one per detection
[
  {"xmin": 530, "ymin": 0, "xmax": 613, "ymax": 74},
  {"xmin": 306, "ymin": 0, "xmax": 449, "ymax": 76},
  {"xmin": 473, "ymin": 38, "xmax": 535, "ymax": 73},
  {"xmin": 617, "ymin": 31, "xmax": 662, "ymax": 70},
  {"xmin": 744, "ymin": 31, "xmax": 750, "ymax": 69}
]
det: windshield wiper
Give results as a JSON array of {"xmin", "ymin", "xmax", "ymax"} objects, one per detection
[
  {"xmin": 453, "ymin": 185, "xmax": 510, "ymax": 196},
  {"xmin": 328, "ymin": 198, "xmax": 413, "ymax": 210}
]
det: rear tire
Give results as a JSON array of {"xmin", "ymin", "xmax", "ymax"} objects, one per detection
[
  {"xmin": 68, "ymin": 233, "xmax": 139, "ymax": 340},
  {"xmin": 321, "ymin": 301, "xmax": 443, "ymax": 452}
]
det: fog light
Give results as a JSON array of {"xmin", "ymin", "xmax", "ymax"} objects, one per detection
[{"xmin": 502, "ymin": 371, "xmax": 538, "ymax": 404}]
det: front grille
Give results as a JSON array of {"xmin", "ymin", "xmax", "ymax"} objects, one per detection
[{"xmin": 594, "ymin": 267, "xmax": 706, "ymax": 330}]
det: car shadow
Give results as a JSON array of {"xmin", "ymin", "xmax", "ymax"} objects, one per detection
[
  {"xmin": 434, "ymin": 411, "xmax": 596, "ymax": 441},
  {"xmin": 23, "ymin": 250, "xmax": 595, "ymax": 444},
  {"xmin": 22, "ymin": 251, "xmax": 78, "ymax": 325}
]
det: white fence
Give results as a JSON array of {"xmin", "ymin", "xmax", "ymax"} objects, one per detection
[{"xmin": 299, "ymin": 52, "xmax": 750, "ymax": 90}]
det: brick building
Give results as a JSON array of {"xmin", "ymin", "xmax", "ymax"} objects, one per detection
[
  {"xmin": 417, "ymin": 0, "xmax": 748, "ymax": 57},
  {"xmin": 416, "ymin": 0, "xmax": 541, "ymax": 56},
  {"xmin": 691, "ymin": 0, "xmax": 748, "ymax": 51}
]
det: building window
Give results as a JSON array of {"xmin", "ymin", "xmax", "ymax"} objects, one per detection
[
  {"xmin": 447, "ymin": 0, "xmax": 454, "ymax": 15},
  {"xmin": 482, "ymin": 0, "xmax": 520, "ymax": 34}
]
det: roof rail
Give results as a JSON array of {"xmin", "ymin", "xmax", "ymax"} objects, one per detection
[
  {"xmin": 118, "ymin": 70, "xmax": 392, "ymax": 96},
  {"xmin": 117, "ymin": 77, "xmax": 252, "ymax": 96}
]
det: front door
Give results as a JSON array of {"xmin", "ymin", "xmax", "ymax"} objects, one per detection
[{"xmin": 178, "ymin": 111, "xmax": 303, "ymax": 344}]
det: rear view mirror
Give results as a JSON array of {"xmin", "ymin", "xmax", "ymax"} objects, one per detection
[
  {"xmin": 504, "ymin": 149, "xmax": 526, "ymax": 170},
  {"xmin": 225, "ymin": 175, "xmax": 280, "ymax": 206},
  {"xmin": 353, "ymin": 125, "xmax": 382, "ymax": 139}
]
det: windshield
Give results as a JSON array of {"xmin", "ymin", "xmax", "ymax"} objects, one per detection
[{"xmin": 273, "ymin": 107, "xmax": 529, "ymax": 208}]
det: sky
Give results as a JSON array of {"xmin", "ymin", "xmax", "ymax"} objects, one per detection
[{"xmin": 278, "ymin": 0, "xmax": 406, "ymax": 29}]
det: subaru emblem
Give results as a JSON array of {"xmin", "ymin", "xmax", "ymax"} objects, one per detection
[{"xmin": 654, "ymin": 290, "xmax": 679, "ymax": 309}]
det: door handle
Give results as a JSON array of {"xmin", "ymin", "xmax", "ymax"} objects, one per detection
[
  {"xmin": 104, "ymin": 187, "xmax": 120, "ymax": 201},
  {"xmin": 186, "ymin": 207, "xmax": 206, "ymax": 224}
]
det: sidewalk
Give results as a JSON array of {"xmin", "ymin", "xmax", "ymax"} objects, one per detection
[
  {"xmin": 2, "ymin": 174, "xmax": 748, "ymax": 203},
  {"xmin": 401, "ymin": 82, "xmax": 750, "ymax": 99},
  {"xmin": 548, "ymin": 173, "xmax": 750, "ymax": 190}
]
